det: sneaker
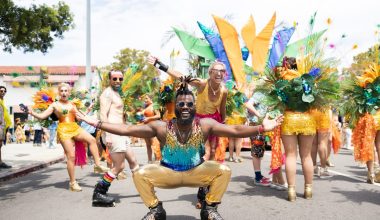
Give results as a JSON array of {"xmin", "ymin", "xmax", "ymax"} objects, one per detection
[
  {"xmin": 142, "ymin": 202, "xmax": 166, "ymax": 220},
  {"xmin": 313, "ymin": 166, "xmax": 320, "ymax": 177},
  {"xmin": 0, "ymin": 162, "xmax": 12, "ymax": 169},
  {"xmin": 269, "ymin": 183, "xmax": 277, "ymax": 189},
  {"xmin": 271, "ymin": 183, "xmax": 288, "ymax": 191},
  {"xmin": 275, "ymin": 183, "xmax": 288, "ymax": 191},
  {"xmin": 319, "ymin": 168, "xmax": 332, "ymax": 179},
  {"xmin": 200, "ymin": 202, "xmax": 224, "ymax": 220},
  {"xmin": 234, "ymin": 157, "xmax": 244, "ymax": 163},
  {"xmin": 254, "ymin": 177, "xmax": 271, "ymax": 186},
  {"xmin": 227, "ymin": 157, "xmax": 234, "ymax": 162}
]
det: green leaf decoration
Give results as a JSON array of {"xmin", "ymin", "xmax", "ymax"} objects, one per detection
[{"xmin": 11, "ymin": 72, "xmax": 20, "ymax": 78}]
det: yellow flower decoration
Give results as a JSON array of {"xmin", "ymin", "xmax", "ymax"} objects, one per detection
[
  {"xmin": 357, "ymin": 63, "xmax": 380, "ymax": 87},
  {"xmin": 280, "ymin": 69, "xmax": 302, "ymax": 80}
]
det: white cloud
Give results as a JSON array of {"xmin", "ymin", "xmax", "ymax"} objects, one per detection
[{"xmin": 1, "ymin": 0, "xmax": 379, "ymax": 72}]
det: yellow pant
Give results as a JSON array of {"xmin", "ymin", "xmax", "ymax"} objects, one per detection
[{"xmin": 133, "ymin": 161, "xmax": 231, "ymax": 208}]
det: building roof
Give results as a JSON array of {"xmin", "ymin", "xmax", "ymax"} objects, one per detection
[{"xmin": 0, "ymin": 66, "xmax": 97, "ymax": 75}]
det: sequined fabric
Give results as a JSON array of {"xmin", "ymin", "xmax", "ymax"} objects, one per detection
[
  {"xmin": 225, "ymin": 113, "xmax": 246, "ymax": 125},
  {"xmin": 57, "ymin": 122, "xmax": 82, "ymax": 141},
  {"xmin": 57, "ymin": 107, "xmax": 82, "ymax": 141},
  {"xmin": 311, "ymin": 109, "xmax": 331, "ymax": 131},
  {"xmin": 281, "ymin": 111, "xmax": 316, "ymax": 135},
  {"xmin": 160, "ymin": 119, "xmax": 205, "ymax": 171}
]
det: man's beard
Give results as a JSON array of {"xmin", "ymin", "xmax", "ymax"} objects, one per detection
[
  {"xmin": 175, "ymin": 108, "xmax": 196, "ymax": 125},
  {"xmin": 111, "ymin": 85, "xmax": 121, "ymax": 92}
]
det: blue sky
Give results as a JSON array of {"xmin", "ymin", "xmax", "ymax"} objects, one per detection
[{"xmin": 1, "ymin": 0, "xmax": 380, "ymax": 72}]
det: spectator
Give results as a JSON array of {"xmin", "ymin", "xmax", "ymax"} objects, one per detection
[
  {"xmin": 33, "ymin": 121, "xmax": 43, "ymax": 147},
  {"xmin": 48, "ymin": 121, "xmax": 58, "ymax": 148},
  {"xmin": 24, "ymin": 123, "xmax": 31, "ymax": 142}
]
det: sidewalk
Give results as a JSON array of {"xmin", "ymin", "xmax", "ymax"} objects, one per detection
[{"xmin": 0, "ymin": 142, "xmax": 64, "ymax": 182}]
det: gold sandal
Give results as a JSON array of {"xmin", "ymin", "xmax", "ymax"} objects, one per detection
[
  {"xmin": 94, "ymin": 164, "xmax": 110, "ymax": 174},
  {"xmin": 287, "ymin": 185, "xmax": 296, "ymax": 202},
  {"xmin": 69, "ymin": 181, "xmax": 82, "ymax": 192},
  {"xmin": 304, "ymin": 184, "xmax": 312, "ymax": 199}
]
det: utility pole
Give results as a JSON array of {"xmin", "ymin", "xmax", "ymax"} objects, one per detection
[{"xmin": 85, "ymin": 0, "xmax": 92, "ymax": 89}]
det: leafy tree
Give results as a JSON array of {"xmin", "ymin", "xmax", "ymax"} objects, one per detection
[
  {"xmin": 343, "ymin": 44, "xmax": 379, "ymax": 75},
  {"xmin": 0, "ymin": 0, "xmax": 74, "ymax": 53},
  {"xmin": 111, "ymin": 48, "xmax": 154, "ymax": 72}
]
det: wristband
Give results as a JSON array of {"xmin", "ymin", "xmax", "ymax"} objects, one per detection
[
  {"xmin": 154, "ymin": 60, "xmax": 169, "ymax": 72},
  {"xmin": 258, "ymin": 125, "xmax": 264, "ymax": 133}
]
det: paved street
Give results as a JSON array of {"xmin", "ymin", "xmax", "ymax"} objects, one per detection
[{"xmin": 0, "ymin": 145, "xmax": 379, "ymax": 220}]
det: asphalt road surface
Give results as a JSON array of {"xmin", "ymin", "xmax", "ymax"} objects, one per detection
[{"xmin": 1, "ymin": 147, "xmax": 379, "ymax": 220}]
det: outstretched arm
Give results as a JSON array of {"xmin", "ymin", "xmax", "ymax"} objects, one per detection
[
  {"xmin": 29, "ymin": 104, "xmax": 54, "ymax": 120},
  {"xmin": 205, "ymin": 114, "xmax": 283, "ymax": 138},
  {"xmin": 76, "ymin": 112, "xmax": 158, "ymax": 138},
  {"xmin": 148, "ymin": 55, "xmax": 203, "ymax": 89}
]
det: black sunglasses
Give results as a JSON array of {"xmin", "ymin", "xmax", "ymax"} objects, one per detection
[
  {"xmin": 176, "ymin": 102, "xmax": 194, "ymax": 108},
  {"xmin": 112, "ymin": 77, "xmax": 123, "ymax": 82},
  {"xmin": 0, "ymin": 90, "xmax": 6, "ymax": 93}
]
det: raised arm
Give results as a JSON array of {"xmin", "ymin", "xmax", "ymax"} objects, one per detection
[
  {"xmin": 76, "ymin": 112, "xmax": 158, "ymax": 138},
  {"xmin": 29, "ymin": 104, "xmax": 54, "ymax": 120},
  {"xmin": 203, "ymin": 114, "xmax": 283, "ymax": 138},
  {"xmin": 147, "ymin": 55, "xmax": 204, "ymax": 89}
]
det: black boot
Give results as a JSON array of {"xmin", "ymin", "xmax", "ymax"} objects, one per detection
[
  {"xmin": 92, "ymin": 182, "xmax": 116, "ymax": 207},
  {"xmin": 196, "ymin": 186, "xmax": 209, "ymax": 209},
  {"xmin": 200, "ymin": 201, "xmax": 224, "ymax": 220},
  {"xmin": 142, "ymin": 201, "xmax": 166, "ymax": 220}
]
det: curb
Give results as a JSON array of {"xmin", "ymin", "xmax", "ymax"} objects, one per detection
[{"xmin": 0, "ymin": 156, "xmax": 65, "ymax": 182}]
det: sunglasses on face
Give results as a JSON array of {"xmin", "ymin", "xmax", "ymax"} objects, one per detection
[
  {"xmin": 112, "ymin": 77, "xmax": 123, "ymax": 82},
  {"xmin": 0, "ymin": 90, "xmax": 6, "ymax": 93},
  {"xmin": 176, "ymin": 102, "xmax": 194, "ymax": 108},
  {"xmin": 211, "ymin": 69, "xmax": 226, "ymax": 74}
]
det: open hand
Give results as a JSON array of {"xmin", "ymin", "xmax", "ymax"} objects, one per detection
[
  {"xmin": 75, "ymin": 111, "xmax": 98, "ymax": 127},
  {"xmin": 262, "ymin": 114, "xmax": 284, "ymax": 131},
  {"xmin": 147, "ymin": 55, "xmax": 158, "ymax": 66}
]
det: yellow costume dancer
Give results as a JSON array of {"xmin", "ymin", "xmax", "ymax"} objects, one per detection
[
  {"xmin": 195, "ymin": 82, "xmax": 226, "ymax": 162},
  {"xmin": 56, "ymin": 102, "xmax": 83, "ymax": 141},
  {"xmin": 258, "ymin": 52, "xmax": 339, "ymax": 202},
  {"xmin": 342, "ymin": 62, "xmax": 380, "ymax": 183},
  {"xmin": 27, "ymin": 83, "xmax": 109, "ymax": 192}
]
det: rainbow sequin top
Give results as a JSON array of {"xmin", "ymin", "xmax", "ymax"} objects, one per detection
[{"xmin": 161, "ymin": 119, "xmax": 205, "ymax": 171}]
